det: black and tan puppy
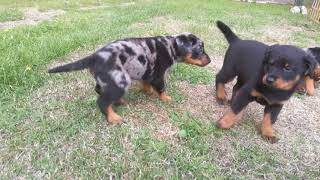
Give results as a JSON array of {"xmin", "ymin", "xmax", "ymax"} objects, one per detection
[
  {"xmin": 48, "ymin": 33, "xmax": 211, "ymax": 125},
  {"xmin": 297, "ymin": 47, "xmax": 320, "ymax": 95},
  {"xmin": 215, "ymin": 21, "xmax": 317, "ymax": 142}
]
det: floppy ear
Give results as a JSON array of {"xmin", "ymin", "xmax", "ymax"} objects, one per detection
[
  {"xmin": 309, "ymin": 47, "xmax": 320, "ymax": 62},
  {"xmin": 304, "ymin": 54, "xmax": 318, "ymax": 76},
  {"xmin": 263, "ymin": 46, "xmax": 273, "ymax": 65},
  {"xmin": 175, "ymin": 35, "xmax": 192, "ymax": 56}
]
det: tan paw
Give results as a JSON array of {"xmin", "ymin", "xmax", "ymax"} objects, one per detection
[
  {"xmin": 107, "ymin": 113, "xmax": 123, "ymax": 125},
  {"xmin": 106, "ymin": 106, "xmax": 123, "ymax": 125},
  {"xmin": 217, "ymin": 111, "xmax": 243, "ymax": 129},
  {"xmin": 160, "ymin": 92, "xmax": 172, "ymax": 102}
]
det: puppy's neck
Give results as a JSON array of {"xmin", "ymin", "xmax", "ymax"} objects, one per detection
[{"xmin": 162, "ymin": 36, "xmax": 182, "ymax": 63}]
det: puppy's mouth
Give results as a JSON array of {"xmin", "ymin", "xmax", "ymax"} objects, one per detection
[
  {"xmin": 183, "ymin": 54, "xmax": 211, "ymax": 67},
  {"xmin": 262, "ymin": 74, "xmax": 300, "ymax": 90}
]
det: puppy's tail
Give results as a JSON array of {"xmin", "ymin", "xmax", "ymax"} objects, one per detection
[
  {"xmin": 48, "ymin": 55, "xmax": 96, "ymax": 73},
  {"xmin": 216, "ymin": 21, "xmax": 239, "ymax": 44}
]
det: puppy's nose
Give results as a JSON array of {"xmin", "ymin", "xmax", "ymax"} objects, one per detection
[
  {"xmin": 266, "ymin": 76, "xmax": 275, "ymax": 84},
  {"xmin": 206, "ymin": 58, "xmax": 211, "ymax": 64}
]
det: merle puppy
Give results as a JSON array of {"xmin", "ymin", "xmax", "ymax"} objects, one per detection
[
  {"xmin": 48, "ymin": 33, "xmax": 211, "ymax": 125},
  {"xmin": 297, "ymin": 47, "xmax": 320, "ymax": 95},
  {"xmin": 215, "ymin": 21, "xmax": 317, "ymax": 143}
]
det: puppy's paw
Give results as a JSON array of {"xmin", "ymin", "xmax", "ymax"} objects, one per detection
[
  {"xmin": 107, "ymin": 113, "xmax": 123, "ymax": 125},
  {"xmin": 306, "ymin": 89, "xmax": 315, "ymax": 96},
  {"xmin": 160, "ymin": 93, "xmax": 172, "ymax": 102},
  {"xmin": 263, "ymin": 135, "xmax": 279, "ymax": 144},
  {"xmin": 216, "ymin": 119, "xmax": 233, "ymax": 129},
  {"xmin": 144, "ymin": 88, "xmax": 156, "ymax": 96},
  {"xmin": 216, "ymin": 97, "xmax": 228, "ymax": 105},
  {"xmin": 261, "ymin": 128, "xmax": 279, "ymax": 144},
  {"xmin": 216, "ymin": 120, "xmax": 229, "ymax": 129}
]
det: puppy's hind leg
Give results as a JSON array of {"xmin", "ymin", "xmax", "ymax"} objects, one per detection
[
  {"xmin": 230, "ymin": 80, "xmax": 243, "ymax": 104},
  {"xmin": 97, "ymin": 89, "xmax": 125, "ymax": 125},
  {"xmin": 141, "ymin": 80, "xmax": 156, "ymax": 96},
  {"xmin": 95, "ymin": 83, "xmax": 127, "ymax": 106},
  {"xmin": 96, "ymin": 71, "xmax": 131, "ymax": 125}
]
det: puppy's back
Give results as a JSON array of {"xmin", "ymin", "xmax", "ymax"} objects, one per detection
[{"xmin": 226, "ymin": 40, "xmax": 268, "ymax": 82}]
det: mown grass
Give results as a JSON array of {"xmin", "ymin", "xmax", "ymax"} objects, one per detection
[
  {"xmin": 0, "ymin": 0, "xmax": 132, "ymax": 10},
  {"xmin": 1, "ymin": 0, "xmax": 320, "ymax": 179},
  {"xmin": 0, "ymin": 8, "xmax": 23, "ymax": 22}
]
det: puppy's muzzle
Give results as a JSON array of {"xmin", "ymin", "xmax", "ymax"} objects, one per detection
[
  {"xmin": 266, "ymin": 75, "xmax": 275, "ymax": 85},
  {"xmin": 184, "ymin": 54, "xmax": 211, "ymax": 67},
  {"xmin": 263, "ymin": 74, "xmax": 276, "ymax": 86}
]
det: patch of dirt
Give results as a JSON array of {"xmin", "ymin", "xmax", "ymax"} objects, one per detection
[
  {"xmin": 259, "ymin": 24, "xmax": 302, "ymax": 44},
  {"xmin": 0, "ymin": 8, "xmax": 65, "ymax": 30},
  {"xmin": 32, "ymin": 49, "xmax": 98, "ymax": 121},
  {"xmin": 236, "ymin": 0, "xmax": 294, "ymax": 4},
  {"xmin": 79, "ymin": 2, "xmax": 135, "ymax": 11},
  {"xmin": 177, "ymin": 81, "xmax": 228, "ymax": 123},
  {"xmin": 239, "ymin": 92, "xmax": 320, "ymax": 176},
  {"xmin": 128, "ymin": 16, "xmax": 190, "ymax": 36},
  {"xmin": 34, "ymin": 81, "xmax": 179, "ymax": 142},
  {"xmin": 123, "ymin": 94, "xmax": 179, "ymax": 143}
]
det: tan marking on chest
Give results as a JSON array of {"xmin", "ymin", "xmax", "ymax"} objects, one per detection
[{"xmin": 251, "ymin": 89, "xmax": 286, "ymax": 105}]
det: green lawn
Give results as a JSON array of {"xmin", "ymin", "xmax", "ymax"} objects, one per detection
[
  {"xmin": 0, "ymin": 8, "xmax": 23, "ymax": 22},
  {"xmin": 1, "ymin": 0, "xmax": 320, "ymax": 179}
]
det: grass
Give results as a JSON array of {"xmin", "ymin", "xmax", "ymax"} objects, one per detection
[
  {"xmin": 171, "ymin": 64, "xmax": 214, "ymax": 85},
  {"xmin": 0, "ymin": 0, "xmax": 132, "ymax": 10},
  {"xmin": 1, "ymin": 0, "xmax": 320, "ymax": 179},
  {"xmin": 0, "ymin": 8, "xmax": 23, "ymax": 22}
]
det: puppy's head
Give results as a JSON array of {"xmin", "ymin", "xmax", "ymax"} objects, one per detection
[
  {"xmin": 262, "ymin": 45, "xmax": 317, "ymax": 91},
  {"xmin": 175, "ymin": 33, "xmax": 211, "ymax": 66},
  {"xmin": 306, "ymin": 47, "xmax": 320, "ymax": 80}
]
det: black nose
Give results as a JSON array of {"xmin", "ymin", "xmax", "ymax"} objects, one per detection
[{"xmin": 266, "ymin": 76, "xmax": 275, "ymax": 84}]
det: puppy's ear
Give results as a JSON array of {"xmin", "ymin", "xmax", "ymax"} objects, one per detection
[
  {"xmin": 309, "ymin": 47, "xmax": 320, "ymax": 62},
  {"xmin": 304, "ymin": 54, "xmax": 318, "ymax": 76},
  {"xmin": 175, "ymin": 35, "xmax": 192, "ymax": 56},
  {"xmin": 263, "ymin": 46, "xmax": 273, "ymax": 65}
]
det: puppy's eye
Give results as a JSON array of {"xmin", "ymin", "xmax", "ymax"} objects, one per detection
[
  {"xmin": 283, "ymin": 64, "xmax": 292, "ymax": 72},
  {"xmin": 268, "ymin": 61, "xmax": 274, "ymax": 65}
]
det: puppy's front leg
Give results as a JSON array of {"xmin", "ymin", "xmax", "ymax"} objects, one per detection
[
  {"xmin": 305, "ymin": 76, "xmax": 315, "ymax": 96},
  {"xmin": 217, "ymin": 85, "xmax": 253, "ymax": 128},
  {"xmin": 261, "ymin": 104, "xmax": 283, "ymax": 143},
  {"xmin": 151, "ymin": 77, "xmax": 171, "ymax": 102}
]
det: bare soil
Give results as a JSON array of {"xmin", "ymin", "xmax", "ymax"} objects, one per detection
[{"xmin": 0, "ymin": 8, "xmax": 65, "ymax": 30}]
